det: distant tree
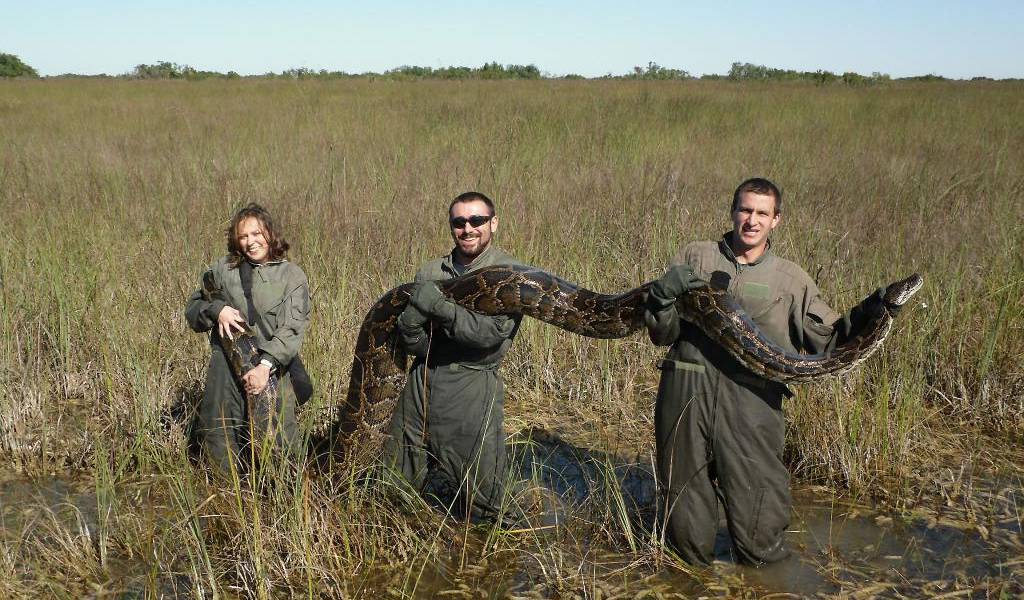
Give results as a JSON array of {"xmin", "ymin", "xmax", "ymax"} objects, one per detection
[
  {"xmin": 504, "ymin": 63, "xmax": 541, "ymax": 79},
  {"xmin": 629, "ymin": 62, "xmax": 691, "ymax": 80},
  {"xmin": 281, "ymin": 67, "xmax": 312, "ymax": 79},
  {"xmin": 132, "ymin": 61, "xmax": 188, "ymax": 79},
  {"xmin": 841, "ymin": 71, "xmax": 870, "ymax": 86},
  {"xmin": 813, "ymin": 70, "xmax": 838, "ymax": 85},
  {"xmin": 0, "ymin": 53, "xmax": 40, "ymax": 78},
  {"xmin": 899, "ymin": 74, "xmax": 948, "ymax": 82},
  {"xmin": 727, "ymin": 62, "xmax": 889, "ymax": 85}
]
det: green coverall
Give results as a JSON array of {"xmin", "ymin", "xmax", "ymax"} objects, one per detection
[
  {"xmin": 646, "ymin": 233, "xmax": 881, "ymax": 566},
  {"xmin": 184, "ymin": 256, "xmax": 311, "ymax": 473},
  {"xmin": 384, "ymin": 245, "xmax": 523, "ymax": 522}
]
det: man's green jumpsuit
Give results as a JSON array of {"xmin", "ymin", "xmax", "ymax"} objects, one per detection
[
  {"xmin": 384, "ymin": 245, "xmax": 523, "ymax": 522},
  {"xmin": 184, "ymin": 256, "xmax": 311, "ymax": 472},
  {"xmin": 646, "ymin": 233, "xmax": 881, "ymax": 566}
]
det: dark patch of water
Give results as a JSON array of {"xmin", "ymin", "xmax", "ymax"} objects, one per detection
[
  {"xmin": 451, "ymin": 429, "xmax": 1020, "ymax": 596},
  {"xmin": 0, "ymin": 473, "xmax": 98, "ymax": 540}
]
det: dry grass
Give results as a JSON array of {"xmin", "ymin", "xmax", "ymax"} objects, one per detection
[{"xmin": 0, "ymin": 78, "xmax": 1021, "ymax": 597}]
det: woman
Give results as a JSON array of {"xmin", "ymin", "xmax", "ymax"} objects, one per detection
[{"xmin": 185, "ymin": 203, "xmax": 311, "ymax": 473}]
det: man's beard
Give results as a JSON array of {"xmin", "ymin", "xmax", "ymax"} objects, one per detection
[{"xmin": 456, "ymin": 233, "xmax": 490, "ymax": 261}]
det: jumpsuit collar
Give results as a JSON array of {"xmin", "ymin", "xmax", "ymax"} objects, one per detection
[
  {"xmin": 443, "ymin": 244, "xmax": 497, "ymax": 277},
  {"xmin": 719, "ymin": 232, "xmax": 773, "ymax": 267}
]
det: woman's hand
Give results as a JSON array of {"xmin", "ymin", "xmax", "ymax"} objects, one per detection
[
  {"xmin": 217, "ymin": 306, "xmax": 247, "ymax": 340},
  {"xmin": 242, "ymin": 364, "xmax": 271, "ymax": 396}
]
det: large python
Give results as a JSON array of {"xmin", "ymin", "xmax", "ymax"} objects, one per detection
[
  {"xmin": 200, "ymin": 271, "xmax": 281, "ymax": 431},
  {"xmin": 311, "ymin": 265, "xmax": 922, "ymax": 463}
]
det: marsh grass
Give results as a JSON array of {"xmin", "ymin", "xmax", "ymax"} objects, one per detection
[{"xmin": 1, "ymin": 79, "xmax": 1021, "ymax": 596}]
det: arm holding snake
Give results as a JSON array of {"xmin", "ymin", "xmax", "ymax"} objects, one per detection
[{"xmin": 314, "ymin": 264, "xmax": 922, "ymax": 463}]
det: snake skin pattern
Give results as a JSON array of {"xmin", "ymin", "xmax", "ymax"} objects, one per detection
[
  {"xmin": 200, "ymin": 271, "xmax": 279, "ymax": 425},
  {"xmin": 313, "ymin": 265, "xmax": 923, "ymax": 462}
]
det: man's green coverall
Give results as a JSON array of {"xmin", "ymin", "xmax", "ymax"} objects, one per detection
[
  {"xmin": 384, "ymin": 245, "xmax": 523, "ymax": 522},
  {"xmin": 646, "ymin": 233, "xmax": 883, "ymax": 566}
]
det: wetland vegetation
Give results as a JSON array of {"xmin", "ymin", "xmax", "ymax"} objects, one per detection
[{"xmin": 1, "ymin": 78, "xmax": 1021, "ymax": 597}]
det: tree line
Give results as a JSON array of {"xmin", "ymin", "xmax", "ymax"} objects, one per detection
[{"xmin": 1, "ymin": 53, "xmax": 1017, "ymax": 83}]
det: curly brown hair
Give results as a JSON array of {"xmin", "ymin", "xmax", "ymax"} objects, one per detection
[{"xmin": 225, "ymin": 203, "xmax": 291, "ymax": 267}]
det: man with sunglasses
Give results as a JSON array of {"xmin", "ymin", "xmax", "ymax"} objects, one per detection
[
  {"xmin": 645, "ymin": 178, "xmax": 891, "ymax": 567},
  {"xmin": 384, "ymin": 191, "xmax": 524, "ymax": 524}
]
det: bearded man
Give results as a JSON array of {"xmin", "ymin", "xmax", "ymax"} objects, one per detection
[{"xmin": 384, "ymin": 191, "xmax": 524, "ymax": 523}]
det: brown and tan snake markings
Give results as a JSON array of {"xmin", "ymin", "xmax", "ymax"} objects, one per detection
[
  {"xmin": 200, "ymin": 270, "xmax": 280, "ymax": 425},
  {"xmin": 310, "ymin": 264, "xmax": 922, "ymax": 463}
]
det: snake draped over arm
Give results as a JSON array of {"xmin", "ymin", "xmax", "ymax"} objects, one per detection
[{"xmin": 309, "ymin": 264, "xmax": 923, "ymax": 464}]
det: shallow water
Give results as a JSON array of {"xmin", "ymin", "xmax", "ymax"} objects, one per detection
[
  {"xmin": 500, "ymin": 430, "xmax": 1022, "ymax": 596},
  {"xmin": 1, "ymin": 434, "xmax": 1020, "ymax": 597},
  {"xmin": 0, "ymin": 473, "xmax": 98, "ymax": 541}
]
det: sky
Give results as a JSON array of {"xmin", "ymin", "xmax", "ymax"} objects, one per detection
[{"xmin": 4, "ymin": 0, "xmax": 1022, "ymax": 79}]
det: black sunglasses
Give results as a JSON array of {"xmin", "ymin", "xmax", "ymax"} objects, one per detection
[{"xmin": 449, "ymin": 214, "xmax": 493, "ymax": 229}]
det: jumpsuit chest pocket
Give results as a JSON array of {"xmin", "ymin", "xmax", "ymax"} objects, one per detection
[
  {"xmin": 257, "ymin": 283, "xmax": 288, "ymax": 327},
  {"xmin": 737, "ymin": 281, "xmax": 783, "ymax": 321}
]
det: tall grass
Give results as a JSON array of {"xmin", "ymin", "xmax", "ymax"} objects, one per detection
[{"xmin": 1, "ymin": 79, "xmax": 1021, "ymax": 596}]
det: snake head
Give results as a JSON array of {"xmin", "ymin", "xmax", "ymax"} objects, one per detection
[{"xmin": 883, "ymin": 273, "xmax": 924, "ymax": 313}]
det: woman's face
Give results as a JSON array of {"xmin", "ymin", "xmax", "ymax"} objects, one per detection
[{"xmin": 236, "ymin": 217, "xmax": 270, "ymax": 264}]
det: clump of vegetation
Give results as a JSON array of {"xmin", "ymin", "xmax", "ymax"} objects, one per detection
[
  {"xmin": 725, "ymin": 61, "xmax": 892, "ymax": 85},
  {"xmin": 0, "ymin": 78, "xmax": 1021, "ymax": 597},
  {"xmin": 0, "ymin": 53, "xmax": 39, "ymax": 78},
  {"xmin": 626, "ymin": 62, "xmax": 692, "ymax": 80},
  {"xmin": 130, "ymin": 61, "xmax": 237, "ymax": 80}
]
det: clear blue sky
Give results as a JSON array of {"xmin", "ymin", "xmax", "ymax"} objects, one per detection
[{"xmin": 5, "ymin": 0, "xmax": 1022, "ymax": 78}]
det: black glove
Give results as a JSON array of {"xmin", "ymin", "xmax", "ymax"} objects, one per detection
[
  {"xmin": 409, "ymin": 282, "xmax": 454, "ymax": 320},
  {"xmin": 877, "ymin": 286, "xmax": 902, "ymax": 317},
  {"xmin": 848, "ymin": 286, "xmax": 894, "ymax": 332},
  {"xmin": 649, "ymin": 265, "xmax": 705, "ymax": 304},
  {"xmin": 398, "ymin": 303, "xmax": 430, "ymax": 329}
]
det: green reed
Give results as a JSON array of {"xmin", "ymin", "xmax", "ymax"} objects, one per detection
[{"xmin": 0, "ymin": 78, "xmax": 1021, "ymax": 596}]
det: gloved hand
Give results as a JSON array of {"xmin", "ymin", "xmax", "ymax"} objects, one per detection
[
  {"xmin": 876, "ymin": 286, "xmax": 902, "ymax": 316},
  {"xmin": 409, "ymin": 282, "xmax": 452, "ymax": 319},
  {"xmin": 649, "ymin": 265, "xmax": 705, "ymax": 304},
  {"xmin": 848, "ymin": 286, "xmax": 896, "ymax": 333},
  {"xmin": 398, "ymin": 303, "xmax": 430, "ymax": 329}
]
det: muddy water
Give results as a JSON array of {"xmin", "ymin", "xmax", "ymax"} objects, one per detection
[
  {"xmin": 1, "ymin": 433, "xmax": 1020, "ymax": 597},
  {"xmin": 0, "ymin": 473, "xmax": 98, "ymax": 541},
  {"xmin": 496, "ymin": 430, "xmax": 1022, "ymax": 596}
]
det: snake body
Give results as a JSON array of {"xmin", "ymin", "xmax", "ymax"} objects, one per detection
[
  {"xmin": 315, "ymin": 265, "xmax": 923, "ymax": 461},
  {"xmin": 200, "ymin": 271, "xmax": 279, "ymax": 426}
]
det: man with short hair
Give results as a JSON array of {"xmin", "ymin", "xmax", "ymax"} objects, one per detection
[
  {"xmin": 385, "ymin": 191, "xmax": 523, "ymax": 523},
  {"xmin": 645, "ymin": 178, "xmax": 885, "ymax": 566}
]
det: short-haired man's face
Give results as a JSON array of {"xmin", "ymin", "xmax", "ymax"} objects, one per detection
[
  {"xmin": 449, "ymin": 199, "xmax": 497, "ymax": 262},
  {"xmin": 731, "ymin": 191, "xmax": 780, "ymax": 255}
]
